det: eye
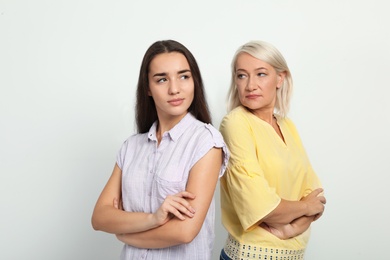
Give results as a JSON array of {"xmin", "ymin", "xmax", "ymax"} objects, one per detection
[
  {"xmin": 157, "ymin": 78, "xmax": 167, "ymax": 83},
  {"xmin": 180, "ymin": 74, "xmax": 190, "ymax": 80},
  {"xmin": 257, "ymin": 72, "xmax": 266, "ymax": 77},
  {"xmin": 236, "ymin": 74, "xmax": 247, "ymax": 79}
]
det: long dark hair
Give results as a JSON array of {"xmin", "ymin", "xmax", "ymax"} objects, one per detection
[{"xmin": 136, "ymin": 40, "xmax": 211, "ymax": 133}]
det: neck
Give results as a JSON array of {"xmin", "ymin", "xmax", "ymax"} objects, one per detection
[
  {"xmin": 247, "ymin": 107, "xmax": 284, "ymax": 142},
  {"xmin": 156, "ymin": 112, "xmax": 188, "ymax": 141},
  {"xmin": 250, "ymin": 108, "xmax": 275, "ymax": 125}
]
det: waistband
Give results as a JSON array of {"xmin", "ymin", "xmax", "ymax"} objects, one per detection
[{"xmin": 223, "ymin": 234, "xmax": 305, "ymax": 260}]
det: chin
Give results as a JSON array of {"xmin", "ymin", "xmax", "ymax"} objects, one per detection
[
  {"xmin": 169, "ymin": 109, "xmax": 189, "ymax": 117},
  {"xmin": 244, "ymin": 104, "xmax": 262, "ymax": 110}
]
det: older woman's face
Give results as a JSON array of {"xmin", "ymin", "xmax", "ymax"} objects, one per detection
[{"xmin": 235, "ymin": 52, "xmax": 285, "ymax": 113}]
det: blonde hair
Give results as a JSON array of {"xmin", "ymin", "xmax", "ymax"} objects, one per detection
[{"xmin": 227, "ymin": 40, "xmax": 293, "ymax": 117}]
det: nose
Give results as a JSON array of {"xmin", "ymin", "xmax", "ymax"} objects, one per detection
[
  {"xmin": 245, "ymin": 76, "xmax": 257, "ymax": 91},
  {"xmin": 168, "ymin": 80, "xmax": 180, "ymax": 95}
]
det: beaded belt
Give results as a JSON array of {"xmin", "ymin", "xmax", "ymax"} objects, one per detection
[{"xmin": 224, "ymin": 234, "xmax": 305, "ymax": 260}]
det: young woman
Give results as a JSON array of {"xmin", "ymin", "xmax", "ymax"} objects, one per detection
[
  {"xmin": 92, "ymin": 40, "xmax": 229, "ymax": 260},
  {"xmin": 219, "ymin": 40, "xmax": 326, "ymax": 260}
]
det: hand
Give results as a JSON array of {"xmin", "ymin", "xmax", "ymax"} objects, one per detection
[
  {"xmin": 313, "ymin": 210, "xmax": 325, "ymax": 221},
  {"xmin": 261, "ymin": 215, "xmax": 315, "ymax": 240},
  {"xmin": 301, "ymin": 188, "xmax": 326, "ymax": 216},
  {"xmin": 153, "ymin": 191, "xmax": 196, "ymax": 226},
  {"xmin": 260, "ymin": 222, "xmax": 295, "ymax": 240}
]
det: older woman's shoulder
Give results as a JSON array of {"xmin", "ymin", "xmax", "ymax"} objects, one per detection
[
  {"xmin": 222, "ymin": 106, "xmax": 249, "ymax": 121},
  {"xmin": 220, "ymin": 107, "xmax": 254, "ymax": 135}
]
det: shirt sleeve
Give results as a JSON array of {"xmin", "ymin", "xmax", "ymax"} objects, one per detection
[
  {"xmin": 116, "ymin": 139, "xmax": 129, "ymax": 170},
  {"xmin": 190, "ymin": 124, "xmax": 230, "ymax": 178},
  {"xmin": 220, "ymin": 112, "xmax": 281, "ymax": 231}
]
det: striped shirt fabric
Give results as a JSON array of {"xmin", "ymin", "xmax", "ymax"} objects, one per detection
[{"xmin": 116, "ymin": 112, "xmax": 229, "ymax": 260}]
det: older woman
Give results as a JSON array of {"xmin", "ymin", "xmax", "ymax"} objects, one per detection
[{"xmin": 219, "ymin": 40, "xmax": 326, "ymax": 260}]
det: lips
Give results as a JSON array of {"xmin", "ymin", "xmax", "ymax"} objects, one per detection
[
  {"xmin": 168, "ymin": 98, "xmax": 184, "ymax": 106},
  {"xmin": 246, "ymin": 94, "xmax": 260, "ymax": 99}
]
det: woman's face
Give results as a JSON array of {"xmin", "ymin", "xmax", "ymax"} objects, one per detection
[
  {"xmin": 148, "ymin": 52, "xmax": 194, "ymax": 121},
  {"xmin": 235, "ymin": 52, "xmax": 285, "ymax": 114}
]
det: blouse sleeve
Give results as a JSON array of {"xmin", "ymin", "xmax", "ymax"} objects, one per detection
[
  {"xmin": 220, "ymin": 112, "xmax": 281, "ymax": 231},
  {"xmin": 116, "ymin": 138, "xmax": 129, "ymax": 170},
  {"xmin": 190, "ymin": 124, "xmax": 230, "ymax": 178}
]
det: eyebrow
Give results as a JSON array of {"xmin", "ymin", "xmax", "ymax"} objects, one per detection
[
  {"xmin": 152, "ymin": 72, "xmax": 167, "ymax": 77},
  {"xmin": 236, "ymin": 67, "xmax": 268, "ymax": 72},
  {"xmin": 178, "ymin": 69, "xmax": 191, "ymax": 74},
  {"xmin": 152, "ymin": 69, "xmax": 191, "ymax": 78}
]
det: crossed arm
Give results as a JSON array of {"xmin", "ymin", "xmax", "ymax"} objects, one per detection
[
  {"xmin": 91, "ymin": 147, "xmax": 223, "ymax": 248},
  {"xmin": 91, "ymin": 162, "xmax": 196, "ymax": 234},
  {"xmin": 220, "ymin": 115, "xmax": 326, "ymax": 240},
  {"xmin": 259, "ymin": 189, "xmax": 326, "ymax": 239}
]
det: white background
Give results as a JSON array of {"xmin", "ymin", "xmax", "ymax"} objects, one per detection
[{"xmin": 1, "ymin": 0, "xmax": 389, "ymax": 259}]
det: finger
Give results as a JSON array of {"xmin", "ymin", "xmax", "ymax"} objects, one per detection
[
  {"xmin": 302, "ymin": 188, "xmax": 322, "ymax": 200},
  {"xmin": 166, "ymin": 205, "xmax": 187, "ymax": 220},
  {"xmin": 175, "ymin": 191, "xmax": 196, "ymax": 200},
  {"xmin": 312, "ymin": 188, "xmax": 324, "ymax": 197},
  {"xmin": 168, "ymin": 200, "xmax": 195, "ymax": 218},
  {"xmin": 113, "ymin": 198, "xmax": 119, "ymax": 209},
  {"xmin": 259, "ymin": 222, "xmax": 271, "ymax": 232},
  {"xmin": 319, "ymin": 196, "xmax": 326, "ymax": 204},
  {"xmin": 169, "ymin": 196, "xmax": 196, "ymax": 213},
  {"xmin": 170, "ymin": 200, "xmax": 195, "ymax": 218},
  {"xmin": 313, "ymin": 213, "xmax": 321, "ymax": 221}
]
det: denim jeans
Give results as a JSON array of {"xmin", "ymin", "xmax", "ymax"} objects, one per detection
[{"xmin": 220, "ymin": 249, "xmax": 232, "ymax": 260}]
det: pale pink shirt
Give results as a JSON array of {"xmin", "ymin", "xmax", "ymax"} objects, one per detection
[{"xmin": 116, "ymin": 112, "xmax": 229, "ymax": 260}]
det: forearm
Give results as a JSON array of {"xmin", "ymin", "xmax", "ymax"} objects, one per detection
[
  {"xmin": 117, "ymin": 215, "xmax": 198, "ymax": 248},
  {"xmin": 92, "ymin": 164, "xmax": 161, "ymax": 234},
  {"xmin": 261, "ymin": 215, "xmax": 314, "ymax": 240},
  {"xmin": 262, "ymin": 199, "xmax": 308, "ymax": 225},
  {"xmin": 289, "ymin": 215, "xmax": 314, "ymax": 237},
  {"xmin": 262, "ymin": 188, "xmax": 325, "ymax": 226},
  {"xmin": 92, "ymin": 206, "xmax": 158, "ymax": 234}
]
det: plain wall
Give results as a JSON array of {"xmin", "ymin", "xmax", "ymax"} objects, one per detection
[{"xmin": 1, "ymin": 0, "xmax": 389, "ymax": 259}]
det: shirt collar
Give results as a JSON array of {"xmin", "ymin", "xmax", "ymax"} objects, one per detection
[{"xmin": 148, "ymin": 112, "xmax": 196, "ymax": 142}]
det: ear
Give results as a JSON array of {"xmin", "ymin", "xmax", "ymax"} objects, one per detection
[
  {"xmin": 276, "ymin": 71, "xmax": 286, "ymax": 89},
  {"xmin": 147, "ymin": 89, "xmax": 152, "ymax": 96}
]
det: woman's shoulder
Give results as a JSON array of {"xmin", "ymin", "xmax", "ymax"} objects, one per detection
[
  {"xmin": 189, "ymin": 119, "xmax": 224, "ymax": 142},
  {"xmin": 188, "ymin": 120, "xmax": 229, "ymax": 171},
  {"xmin": 220, "ymin": 106, "xmax": 252, "ymax": 131},
  {"xmin": 223, "ymin": 106, "xmax": 248, "ymax": 120},
  {"xmin": 120, "ymin": 132, "xmax": 148, "ymax": 147},
  {"xmin": 116, "ymin": 133, "xmax": 149, "ymax": 169},
  {"xmin": 203, "ymin": 123, "xmax": 225, "ymax": 142},
  {"xmin": 179, "ymin": 118, "xmax": 226, "ymax": 155}
]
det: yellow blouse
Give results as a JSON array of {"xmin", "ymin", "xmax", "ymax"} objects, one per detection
[{"xmin": 219, "ymin": 106, "xmax": 322, "ymax": 251}]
